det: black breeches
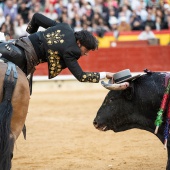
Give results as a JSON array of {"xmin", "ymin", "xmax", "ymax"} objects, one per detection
[{"xmin": 0, "ymin": 42, "xmax": 27, "ymax": 73}]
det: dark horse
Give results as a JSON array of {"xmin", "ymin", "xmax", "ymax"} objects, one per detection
[{"xmin": 0, "ymin": 61, "xmax": 30, "ymax": 170}]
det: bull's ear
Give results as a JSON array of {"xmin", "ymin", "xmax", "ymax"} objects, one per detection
[{"xmin": 123, "ymin": 84, "xmax": 134, "ymax": 100}]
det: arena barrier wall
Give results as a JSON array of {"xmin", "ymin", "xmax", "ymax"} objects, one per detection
[
  {"xmin": 34, "ymin": 45, "xmax": 170, "ymax": 80},
  {"xmin": 96, "ymin": 30, "xmax": 170, "ymax": 48}
]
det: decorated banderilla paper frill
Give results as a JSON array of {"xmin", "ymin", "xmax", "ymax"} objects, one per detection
[
  {"xmin": 164, "ymin": 102, "xmax": 170, "ymax": 149},
  {"xmin": 154, "ymin": 79, "xmax": 170, "ymax": 149}
]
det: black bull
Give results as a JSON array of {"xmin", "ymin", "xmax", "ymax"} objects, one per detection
[{"xmin": 93, "ymin": 72, "xmax": 170, "ymax": 169}]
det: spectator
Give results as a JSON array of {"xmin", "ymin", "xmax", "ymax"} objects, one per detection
[
  {"xmin": 87, "ymin": 0, "xmax": 95, "ymax": 7},
  {"xmin": 105, "ymin": 0, "xmax": 119, "ymax": 9},
  {"xmin": 27, "ymin": 9, "xmax": 34, "ymax": 22},
  {"xmin": 4, "ymin": 14, "xmax": 14, "ymax": 38},
  {"xmin": 156, "ymin": 7, "xmax": 164, "ymax": 19},
  {"xmin": 164, "ymin": 4, "xmax": 170, "ymax": 21},
  {"xmin": 0, "ymin": 0, "xmax": 169, "ymax": 38},
  {"xmin": 139, "ymin": 0, "xmax": 147, "ymax": 9},
  {"xmin": 142, "ymin": 14, "xmax": 156, "ymax": 29},
  {"xmin": 79, "ymin": 0, "xmax": 88, "ymax": 17},
  {"xmin": 108, "ymin": 13, "xmax": 118, "ymax": 28},
  {"xmin": 17, "ymin": 0, "xmax": 30, "ymax": 24},
  {"xmin": 93, "ymin": 0, "xmax": 104, "ymax": 14},
  {"xmin": 82, "ymin": 23, "xmax": 92, "ymax": 32},
  {"xmin": 67, "ymin": 0, "xmax": 80, "ymax": 20},
  {"xmin": 91, "ymin": 12, "xmax": 102, "ymax": 25},
  {"xmin": 4, "ymin": 32, "xmax": 11, "ymax": 41},
  {"xmin": 130, "ymin": 11, "xmax": 143, "ymax": 30},
  {"xmin": 147, "ymin": 0, "xmax": 160, "ymax": 8},
  {"xmin": 135, "ymin": 5, "xmax": 148, "ymax": 22},
  {"xmin": 130, "ymin": 0, "xmax": 141, "ymax": 11},
  {"xmin": 0, "ymin": 22, "xmax": 8, "ymax": 33},
  {"xmin": 151, "ymin": 6, "xmax": 157, "ymax": 21},
  {"xmin": 100, "ymin": 2, "xmax": 110, "ymax": 24},
  {"xmin": 94, "ymin": 17, "xmax": 109, "ymax": 37},
  {"xmin": 119, "ymin": 4, "xmax": 132, "ymax": 23},
  {"xmin": 155, "ymin": 16, "xmax": 165, "ymax": 30},
  {"xmin": 31, "ymin": 1, "xmax": 42, "ymax": 13},
  {"xmin": 58, "ymin": 12, "xmax": 70, "ymax": 24},
  {"xmin": 55, "ymin": 0, "xmax": 67, "ymax": 19},
  {"xmin": 0, "ymin": 31, "xmax": 6, "ymax": 41},
  {"xmin": 74, "ymin": 22, "xmax": 82, "ymax": 32},
  {"xmin": 164, "ymin": 14, "xmax": 170, "ymax": 29},
  {"xmin": 0, "ymin": 1, "xmax": 4, "ymax": 10},
  {"xmin": 109, "ymin": 16, "xmax": 119, "ymax": 40},
  {"xmin": 81, "ymin": 14, "xmax": 91, "ymax": 27},
  {"xmin": 72, "ymin": 14, "xmax": 82, "ymax": 31},
  {"xmin": 138, "ymin": 24, "xmax": 156, "ymax": 40},
  {"xmin": 118, "ymin": 16, "xmax": 131, "ymax": 32},
  {"xmin": 119, "ymin": 0, "xmax": 131, "ymax": 9},
  {"xmin": 44, "ymin": 4, "xmax": 58, "ymax": 21},
  {"xmin": 49, "ymin": 0, "xmax": 58, "ymax": 6},
  {"xmin": 3, "ymin": 0, "xmax": 18, "ymax": 22},
  {"xmin": 84, "ymin": 3, "xmax": 94, "ymax": 22},
  {"xmin": 14, "ymin": 15, "xmax": 28, "ymax": 38},
  {"xmin": 146, "ymin": 6, "xmax": 156, "ymax": 21},
  {"xmin": 0, "ymin": 8, "xmax": 5, "ymax": 28},
  {"xmin": 108, "ymin": 4, "xmax": 119, "ymax": 20}
]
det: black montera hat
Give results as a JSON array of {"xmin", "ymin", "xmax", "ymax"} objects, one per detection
[{"xmin": 114, "ymin": 69, "xmax": 141, "ymax": 84}]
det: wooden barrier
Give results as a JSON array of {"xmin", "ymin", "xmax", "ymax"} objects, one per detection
[
  {"xmin": 34, "ymin": 45, "xmax": 170, "ymax": 76},
  {"xmin": 110, "ymin": 39, "xmax": 160, "ymax": 47},
  {"xmin": 110, "ymin": 40, "xmax": 149, "ymax": 47}
]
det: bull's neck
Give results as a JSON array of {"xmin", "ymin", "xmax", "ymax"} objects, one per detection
[{"xmin": 123, "ymin": 113, "xmax": 164, "ymax": 142}]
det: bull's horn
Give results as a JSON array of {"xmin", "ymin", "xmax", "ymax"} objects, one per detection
[{"xmin": 101, "ymin": 81, "xmax": 129, "ymax": 90}]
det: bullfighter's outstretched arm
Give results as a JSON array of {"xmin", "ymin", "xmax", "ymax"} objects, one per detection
[
  {"xmin": 63, "ymin": 48, "xmax": 100, "ymax": 83},
  {"xmin": 26, "ymin": 13, "xmax": 58, "ymax": 34}
]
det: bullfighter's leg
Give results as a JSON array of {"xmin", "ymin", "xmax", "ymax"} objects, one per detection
[{"xmin": 0, "ymin": 42, "xmax": 27, "ymax": 72}]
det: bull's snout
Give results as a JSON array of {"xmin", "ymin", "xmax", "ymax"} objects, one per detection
[
  {"xmin": 93, "ymin": 118, "xmax": 108, "ymax": 131},
  {"xmin": 93, "ymin": 119, "xmax": 98, "ymax": 128}
]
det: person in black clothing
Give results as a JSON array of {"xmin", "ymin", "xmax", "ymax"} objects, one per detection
[
  {"xmin": 130, "ymin": 11, "xmax": 143, "ymax": 31},
  {"xmin": 17, "ymin": 1, "xmax": 30, "ymax": 24},
  {"xmin": 142, "ymin": 14, "xmax": 156, "ymax": 30},
  {"xmin": 0, "ymin": 12, "xmax": 114, "ymax": 84}
]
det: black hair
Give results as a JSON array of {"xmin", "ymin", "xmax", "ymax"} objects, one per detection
[{"xmin": 74, "ymin": 30, "xmax": 99, "ymax": 51}]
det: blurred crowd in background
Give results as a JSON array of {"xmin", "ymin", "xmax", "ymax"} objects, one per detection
[{"xmin": 0, "ymin": 0, "xmax": 170, "ymax": 39}]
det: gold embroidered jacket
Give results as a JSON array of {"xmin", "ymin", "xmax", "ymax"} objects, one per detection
[{"xmin": 27, "ymin": 13, "xmax": 100, "ymax": 83}]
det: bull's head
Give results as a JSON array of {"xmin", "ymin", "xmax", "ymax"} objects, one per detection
[
  {"xmin": 93, "ymin": 72, "xmax": 166, "ymax": 135},
  {"xmin": 93, "ymin": 83, "xmax": 135, "ymax": 132}
]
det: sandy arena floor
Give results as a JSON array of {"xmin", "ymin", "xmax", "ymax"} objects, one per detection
[{"xmin": 12, "ymin": 81, "xmax": 167, "ymax": 170}]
